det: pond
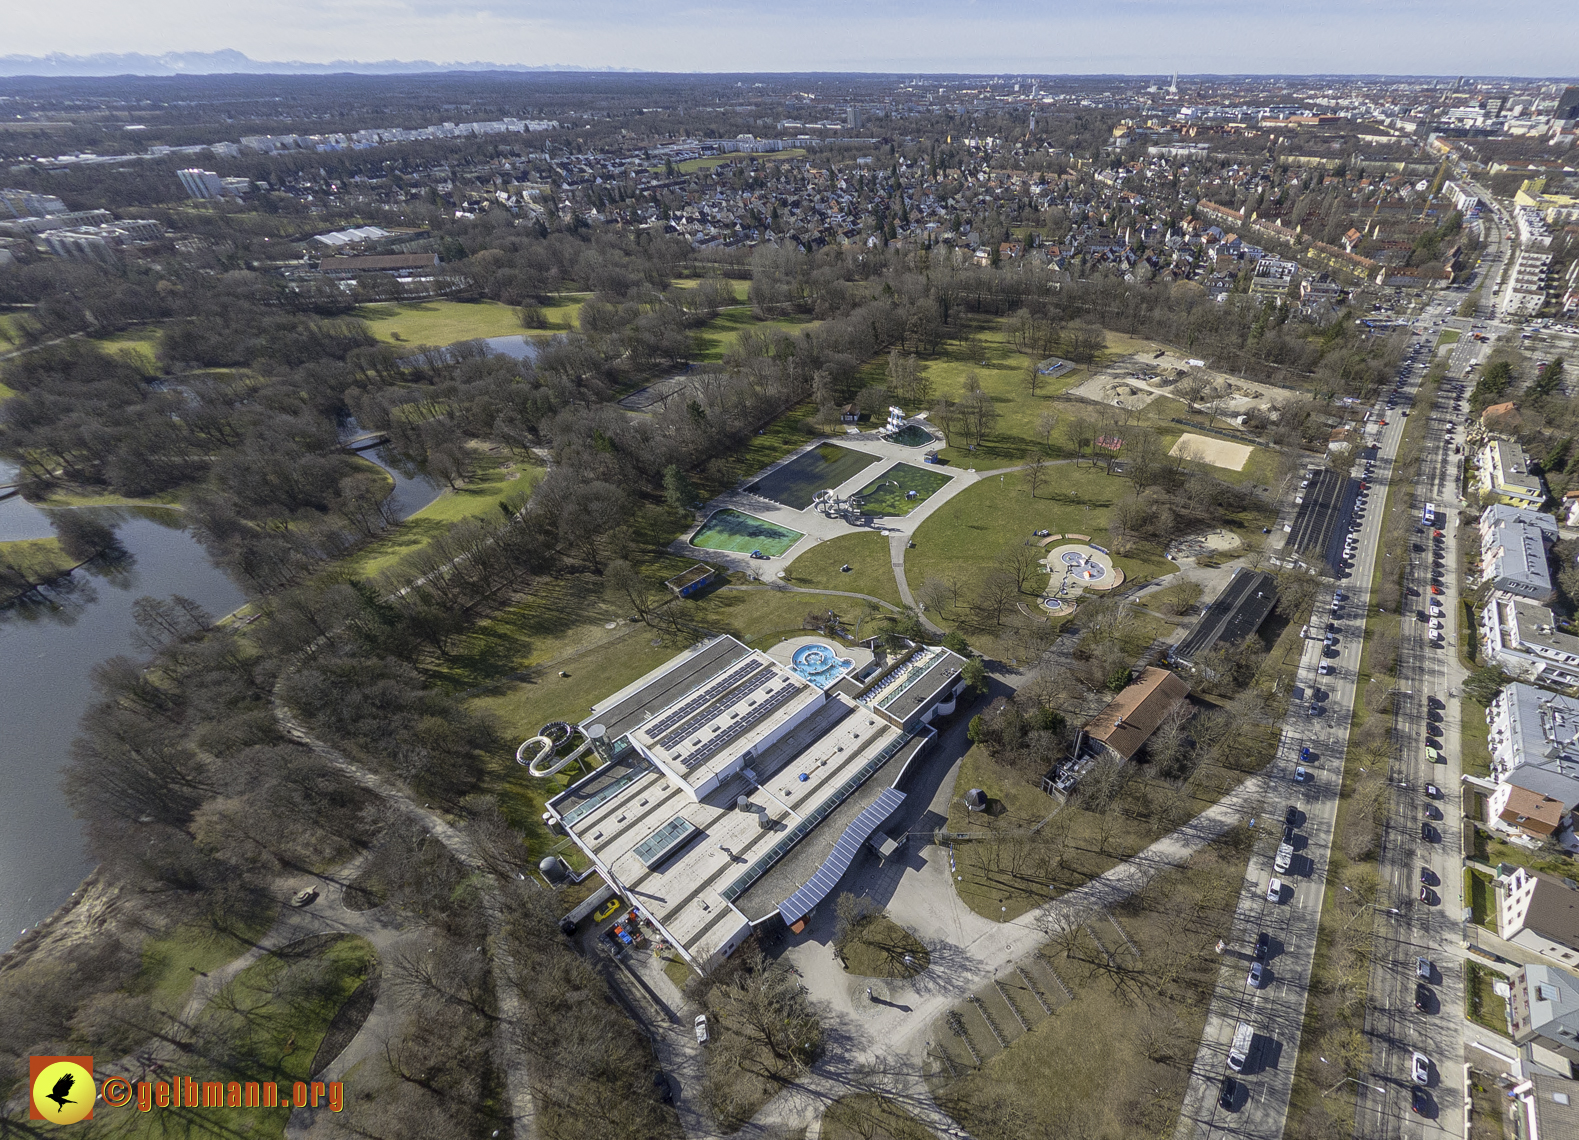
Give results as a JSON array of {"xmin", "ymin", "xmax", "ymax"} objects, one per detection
[{"xmin": 0, "ymin": 454, "xmax": 446, "ymax": 949}]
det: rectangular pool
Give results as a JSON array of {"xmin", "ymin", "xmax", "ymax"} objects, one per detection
[
  {"xmin": 747, "ymin": 443, "xmax": 880, "ymax": 510},
  {"xmin": 689, "ymin": 509, "xmax": 804, "ymax": 557},
  {"xmin": 852, "ymin": 463, "xmax": 952, "ymax": 516}
]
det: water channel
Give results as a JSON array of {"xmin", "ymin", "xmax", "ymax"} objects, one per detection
[{"xmin": 0, "ymin": 450, "xmax": 442, "ymax": 947}]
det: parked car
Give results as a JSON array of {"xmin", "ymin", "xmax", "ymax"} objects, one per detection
[
  {"xmin": 1266, "ymin": 878, "xmax": 1285, "ymax": 903},
  {"xmin": 1248, "ymin": 961, "xmax": 1265, "ymax": 988},
  {"xmin": 1255, "ymin": 932, "xmax": 1270, "ymax": 961},
  {"xmin": 1425, "ymin": 784, "xmax": 1441, "ymax": 798},
  {"xmin": 1416, "ymin": 956, "xmax": 1433, "ymax": 980},
  {"xmin": 1219, "ymin": 1076, "xmax": 1240, "ymax": 1111},
  {"xmin": 1411, "ymin": 1051, "xmax": 1430, "ymax": 1084},
  {"xmin": 1415, "ymin": 983, "xmax": 1432, "ymax": 1011},
  {"xmin": 1285, "ymin": 804, "xmax": 1299, "ymax": 826},
  {"xmin": 695, "ymin": 1014, "xmax": 709, "ymax": 1044}
]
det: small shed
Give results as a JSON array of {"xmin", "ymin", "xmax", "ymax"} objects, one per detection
[
  {"xmin": 840, "ymin": 403, "xmax": 862, "ymax": 424},
  {"xmin": 664, "ymin": 563, "xmax": 718, "ymax": 599}
]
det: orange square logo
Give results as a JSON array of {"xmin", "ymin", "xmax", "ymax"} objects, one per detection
[{"xmin": 30, "ymin": 1056, "xmax": 95, "ymax": 1124}]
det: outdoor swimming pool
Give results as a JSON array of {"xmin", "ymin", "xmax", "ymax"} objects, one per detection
[
  {"xmin": 689, "ymin": 509, "xmax": 804, "ymax": 557},
  {"xmin": 789, "ymin": 643, "xmax": 855, "ymax": 688},
  {"xmin": 746, "ymin": 443, "xmax": 880, "ymax": 510},
  {"xmin": 887, "ymin": 424, "xmax": 934, "ymax": 447},
  {"xmin": 852, "ymin": 463, "xmax": 952, "ymax": 516}
]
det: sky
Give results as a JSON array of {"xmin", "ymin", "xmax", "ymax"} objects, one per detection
[{"xmin": 6, "ymin": 0, "xmax": 1578, "ymax": 76}]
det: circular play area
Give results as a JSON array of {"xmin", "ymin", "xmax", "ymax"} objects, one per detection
[{"xmin": 1038, "ymin": 537, "xmax": 1124, "ymax": 613}]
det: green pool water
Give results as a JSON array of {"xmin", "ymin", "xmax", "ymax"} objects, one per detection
[
  {"xmin": 689, "ymin": 509, "xmax": 804, "ymax": 556},
  {"xmin": 888, "ymin": 424, "xmax": 935, "ymax": 447},
  {"xmin": 852, "ymin": 463, "xmax": 952, "ymax": 516}
]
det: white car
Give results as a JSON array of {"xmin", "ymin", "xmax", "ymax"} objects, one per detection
[
  {"xmin": 1266, "ymin": 878, "xmax": 1284, "ymax": 903},
  {"xmin": 1411, "ymin": 1050, "xmax": 1430, "ymax": 1084},
  {"xmin": 695, "ymin": 1014, "xmax": 709, "ymax": 1044}
]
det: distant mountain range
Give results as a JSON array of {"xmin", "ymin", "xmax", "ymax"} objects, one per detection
[{"xmin": 0, "ymin": 50, "xmax": 636, "ymax": 77}]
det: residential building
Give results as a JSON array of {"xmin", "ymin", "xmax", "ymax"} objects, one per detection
[
  {"xmin": 1481, "ymin": 439, "xmax": 1548, "ymax": 509},
  {"xmin": 545, "ymin": 635, "xmax": 965, "ymax": 971},
  {"xmin": 1503, "ymin": 250, "xmax": 1552, "ymax": 318},
  {"xmin": 1081, "ymin": 666, "xmax": 1191, "ymax": 763},
  {"xmin": 177, "ymin": 168, "xmax": 226, "ymax": 200},
  {"xmin": 1480, "ymin": 598, "xmax": 1579, "ymax": 689},
  {"xmin": 1480, "ymin": 504, "xmax": 1558, "ymax": 603},
  {"xmin": 1485, "ymin": 682, "xmax": 1579, "ymax": 782},
  {"xmin": 1501, "ymin": 867, "xmax": 1579, "ymax": 968},
  {"xmin": 1509, "ymin": 1072, "xmax": 1579, "ymax": 1138},
  {"xmin": 0, "ymin": 188, "xmax": 66, "ymax": 219},
  {"xmin": 1492, "ymin": 783, "xmax": 1570, "ymax": 840},
  {"xmin": 1508, "ymin": 965, "xmax": 1579, "ymax": 1070},
  {"xmin": 1248, "ymin": 256, "xmax": 1298, "ymax": 299},
  {"xmin": 319, "ymin": 253, "xmax": 441, "ymax": 278}
]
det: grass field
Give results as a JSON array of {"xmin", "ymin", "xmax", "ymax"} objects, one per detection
[
  {"xmin": 783, "ymin": 531, "xmax": 903, "ymax": 608},
  {"xmin": 1461, "ymin": 700, "xmax": 1494, "ymax": 779},
  {"xmin": 852, "ymin": 463, "xmax": 952, "ymax": 516},
  {"xmin": 1437, "ymin": 328, "xmax": 1462, "ymax": 348},
  {"xmin": 342, "ymin": 452, "xmax": 543, "ymax": 582},
  {"xmin": 905, "ymin": 466, "xmax": 1177, "ymax": 627},
  {"xmin": 839, "ymin": 915, "xmax": 929, "ymax": 978},
  {"xmin": 822, "ymin": 1095, "xmax": 931, "ymax": 1140},
  {"xmin": 1465, "ymin": 961, "xmax": 1511, "ymax": 1038},
  {"xmin": 932, "ymin": 842, "xmax": 1246, "ymax": 1140},
  {"xmin": 1468, "ymin": 867, "xmax": 1497, "ymax": 928},
  {"xmin": 670, "ymin": 149, "xmax": 808, "ymax": 174},
  {"xmin": 0, "ymin": 380, "xmax": 15, "ymax": 402},
  {"xmin": 135, "ymin": 905, "xmax": 277, "ymax": 1016},
  {"xmin": 93, "ymin": 327, "xmax": 161, "ymax": 369},
  {"xmin": 942, "ymin": 741, "xmax": 1257, "ymax": 921},
  {"xmin": 357, "ymin": 298, "xmax": 538, "ymax": 346},
  {"xmin": 692, "ymin": 307, "xmax": 819, "ymax": 363},
  {"xmin": 690, "ymin": 508, "xmax": 805, "ymax": 556}
]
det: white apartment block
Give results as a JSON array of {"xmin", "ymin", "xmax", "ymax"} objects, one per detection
[
  {"xmin": 1503, "ymin": 249, "xmax": 1553, "ymax": 318},
  {"xmin": 1480, "ymin": 504, "xmax": 1558, "ymax": 602},
  {"xmin": 1483, "ymin": 598, "xmax": 1579, "ymax": 689},
  {"xmin": 1480, "ymin": 438, "xmax": 1547, "ymax": 510}
]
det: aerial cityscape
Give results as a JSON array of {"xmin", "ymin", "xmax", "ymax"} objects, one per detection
[{"xmin": 1, "ymin": 30, "xmax": 1579, "ymax": 1140}]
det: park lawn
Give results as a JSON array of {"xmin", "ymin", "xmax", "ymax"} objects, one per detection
[
  {"xmin": 94, "ymin": 327, "xmax": 161, "ymax": 369},
  {"xmin": 695, "ymin": 399, "xmax": 826, "ymax": 499},
  {"xmin": 671, "ymin": 149, "xmax": 807, "ymax": 174},
  {"xmin": 141, "ymin": 934, "xmax": 378, "ymax": 1138},
  {"xmin": 783, "ymin": 531, "xmax": 903, "ymax": 608},
  {"xmin": 0, "ymin": 379, "xmax": 15, "ymax": 402},
  {"xmin": 822, "ymin": 1095, "xmax": 931, "ymax": 1140},
  {"xmin": 932, "ymin": 843, "xmax": 1244, "ymax": 1140},
  {"xmin": 691, "ymin": 306, "xmax": 818, "ymax": 363},
  {"xmin": 0, "ymin": 536, "xmax": 74, "ymax": 580},
  {"xmin": 135, "ymin": 904, "xmax": 278, "ymax": 1016},
  {"xmin": 357, "ymin": 298, "xmax": 530, "ymax": 346},
  {"xmin": 905, "ymin": 467, "xmax": 1176, "ymax": 627},
  {"xmin": 942, "ymin": 742, "xmax": 1254, "ymax": 921},
  {"xmin": 1437, "ymin": 328, "xmax": 1462, "ymax": 348},
  {"xmin": 537, "ymin": 293, "xmax": 586, "ymax": 331},
  {"xmin": 839, "ymin": 916, "xmax": 929, "ymax": 979},
  {"xmin": 346, "ymin": 453, "xmax": 543, "ymax": 582}
]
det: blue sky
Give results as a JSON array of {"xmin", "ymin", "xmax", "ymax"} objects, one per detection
[{"xmin": 8, "ymin": 0, "xmax": 1577, "ymax": 75}]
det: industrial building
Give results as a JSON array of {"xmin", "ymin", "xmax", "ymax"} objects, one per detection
[{"xmin": 544, "ymin": 634, "xmax": 966, "ymax": 972}]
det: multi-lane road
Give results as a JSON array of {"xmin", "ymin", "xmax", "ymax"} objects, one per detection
[{"xmin": 1173, "ymin": 310, "xmax": 1434, "ymax": 1140}]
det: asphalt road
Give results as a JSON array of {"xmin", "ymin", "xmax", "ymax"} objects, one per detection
[
  {"xmin": 1172, "ymin": 319, "xmax": 1426, "ymax": 1140},
  {"xmin": 1350, "ymin": 272, "xmax": 1487, "ymax": 1140}
]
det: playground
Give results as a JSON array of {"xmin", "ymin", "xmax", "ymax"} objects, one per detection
[
  {"xmin": 1038, "ymin": 538, "xmax": 1125, "ymax": 612},
  {"xmin": 690, "ymin": 509, "xmax": 805, "ymax": 557},
  {"xmin": 850, "ymin": 463, "xmax": 952, "ymax": 517},
  {"xmin": 746, "ymin": 443, "xmax": 880, "ymax": 510}
]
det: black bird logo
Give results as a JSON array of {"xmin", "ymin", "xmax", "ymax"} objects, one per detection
[{"xmin": 44, "ymin": 1072, "xmax": 77, "ymax": 1113}]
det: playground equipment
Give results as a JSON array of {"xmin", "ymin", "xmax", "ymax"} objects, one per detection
[
  {"xmin": 811, "ymin": 487, "xmax": 867, "ymax": 524},
  {"xmin": 516, "ymin": 721, "xmax": 594, "ymax": 778}
]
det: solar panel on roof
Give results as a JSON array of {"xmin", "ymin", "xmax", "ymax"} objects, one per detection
[{"xmin": 778, "ymin": 787, "xmax": 906, "ymax": 925}]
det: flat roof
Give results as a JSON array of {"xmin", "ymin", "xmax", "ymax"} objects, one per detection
[
  {"xmin": 587, "ymin": 635, "xmax": 754, "ymax": 742},
  {"xmin": 1173, "ymin": 568, "xmax": 1279, "ymax": 665},
  {"xmin": 561, "ymin": 694, "xmax": 905, "ymax": 964},
  {"xmin": 1287, "ymin": 467, "xmax": 1359, "ymax": 570}
]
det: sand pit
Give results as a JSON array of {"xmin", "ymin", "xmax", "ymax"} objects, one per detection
[{"xmin": 1169, "ymin": 433, "xmax": 1254, "ymax": 472}]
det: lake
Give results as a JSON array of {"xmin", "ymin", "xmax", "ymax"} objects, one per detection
[{"xmin": 0, "ymin": 453, "xmax": 443, "ymax": 948}]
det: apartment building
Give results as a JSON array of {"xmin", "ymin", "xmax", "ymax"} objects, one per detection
[
  {"xmin": 1502, "ymin": 867, "xmax": 1579, "ymax": 968},
  {"xmin": 1481, "ymin": 504, "xmax": 1558, "ymax": 603},
  {"xmin": 1481, "ymin": 439, "xmax": 1548, "ymax": 509}
]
